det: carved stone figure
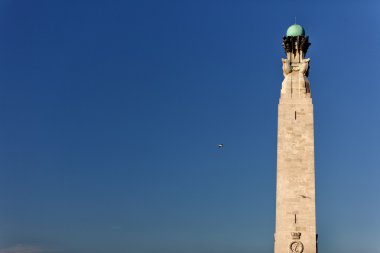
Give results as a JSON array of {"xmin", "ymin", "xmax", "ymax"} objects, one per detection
[
  {"xmin": 281, "ymin": 58, "xmax": 292, "ymax": 94},
  {"xmin": 299, "ymin": 58, "xmax": 310, "ymax": 94}
]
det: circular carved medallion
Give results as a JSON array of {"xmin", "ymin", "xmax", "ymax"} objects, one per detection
[{"xmin": 290, "ymin": 241, "xmax": 304, "ymax": 253}]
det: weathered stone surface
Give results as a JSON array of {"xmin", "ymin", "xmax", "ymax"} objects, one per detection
[{"xmin": 274, "ymin": 35, "xmax": 317, "ymax": 253}]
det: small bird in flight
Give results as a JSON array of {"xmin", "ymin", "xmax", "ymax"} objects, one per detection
[{"xmin": 218, "ymin": 144, "xmax": 224, "ymax": 148}]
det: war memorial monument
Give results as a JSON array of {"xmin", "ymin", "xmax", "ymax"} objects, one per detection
[{"xmin": 274, "ymin": 24, "xmax": 317, "ymax": 253}]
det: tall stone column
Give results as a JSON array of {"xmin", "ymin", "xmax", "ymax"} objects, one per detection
[{"xmin": 274, "ymin": 24, "xmax": 317, "ymax": 253}]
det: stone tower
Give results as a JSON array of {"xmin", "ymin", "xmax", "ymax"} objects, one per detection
[{"xmin": 274, "ymin": 24, "xmax": 317, "ymax": 253}]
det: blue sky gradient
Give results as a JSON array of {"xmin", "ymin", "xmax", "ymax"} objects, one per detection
[{"xmin": 0, "ymin": 1, "xmax": 380, "ymax": 253}]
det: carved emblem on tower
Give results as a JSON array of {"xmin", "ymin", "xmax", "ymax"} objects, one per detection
[
  {"xmin": 290, "ymin": 241, "xmax": 304, "ymax": 253},
  {"xmin": 291, "ymin": 232, "xmax": 301, "ymax": 240}
]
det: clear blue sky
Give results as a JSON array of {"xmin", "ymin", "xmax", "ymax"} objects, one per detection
[{"xmin": 0, "ymin": 1, "xmax": 379, "ymax": 253}]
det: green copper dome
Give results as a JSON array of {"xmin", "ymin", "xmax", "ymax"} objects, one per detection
[{"xmin": 286, "ymin": 24, "xmax": 305, "ymax": 37}]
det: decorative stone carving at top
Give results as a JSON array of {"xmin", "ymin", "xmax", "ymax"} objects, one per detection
[
  {"xmin": 280, "ymin": 34, "xmax": 311, "ymax": 97},
  {"xmin": 282, "ymin": 36, "xmax": 310, "ymax": 55}
]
